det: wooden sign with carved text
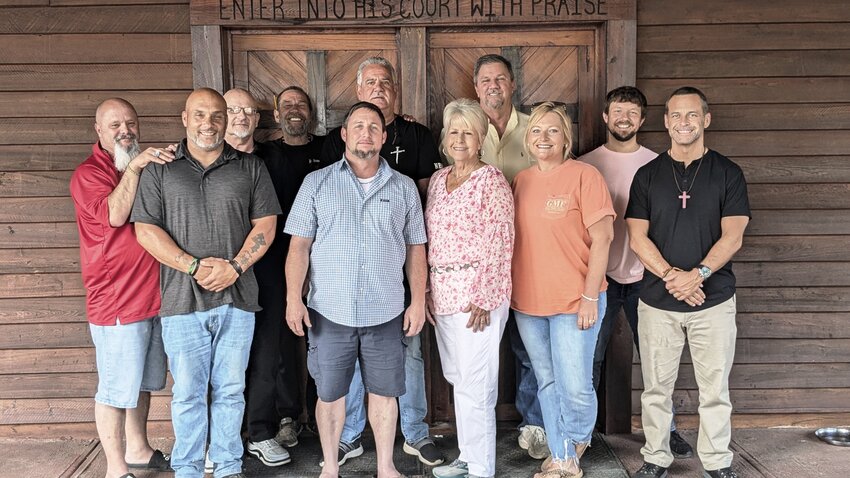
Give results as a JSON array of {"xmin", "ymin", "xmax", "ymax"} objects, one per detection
[{"xmin": 191, "ymin": 0, "xmax": 633, "ymax": 26}]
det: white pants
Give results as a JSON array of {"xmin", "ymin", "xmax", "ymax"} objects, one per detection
[{"xmin": 434, "ymin": 300, "xmax": 509, "ymax": 477}]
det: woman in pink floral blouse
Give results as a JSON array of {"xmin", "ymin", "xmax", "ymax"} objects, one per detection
[{"xmin": 426, "ymin": 98, "xmax": 514, "ymax": 478}]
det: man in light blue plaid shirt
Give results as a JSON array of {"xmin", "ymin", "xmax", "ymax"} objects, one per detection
[{"xmin": 284, "ymin": 101, "xmax": 428, "ymax": 478}]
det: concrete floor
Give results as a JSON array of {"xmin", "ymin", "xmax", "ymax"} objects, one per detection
[{"xmin": 1, "ymin": 427, "xmax": 847, "ymax": 478}]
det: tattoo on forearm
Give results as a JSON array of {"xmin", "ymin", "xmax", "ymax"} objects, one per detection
[
  {"xmin": 175, "ymin": 251, "xmax": 186, "ymax": 265},
  {"xmin": 250, "ymin": 233, "xmax": 266, "ymax": 253},
  {"xmin": 237, "ymin": 233, "xmax": 267, "ymax": 267}
]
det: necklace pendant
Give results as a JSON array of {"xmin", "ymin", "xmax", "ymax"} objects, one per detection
[{"xmin": 679, "ymin": 191, "xmax": 690, "ymax": 209}]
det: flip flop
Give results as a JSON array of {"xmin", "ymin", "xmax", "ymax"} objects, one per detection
[{"xmin": 127, "ymin": 449, "xmax": 172, "ymax": 471}]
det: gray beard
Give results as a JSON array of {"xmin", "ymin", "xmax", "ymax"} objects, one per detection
[
  {"xmin": 190, "ymin": 133, "xmax": 224, "ymax": 152},
  {"xmin": 282, "ymin": 116, "xmax": 308, "ymax": 137},
  {"xmin": 113, "ymin": 140, "xmax": 141, "ymax": 172}
]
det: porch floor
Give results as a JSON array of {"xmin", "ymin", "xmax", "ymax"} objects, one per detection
[{"xmin": 2, "ymin": 426, "xmax": 846, "ymax": 477}]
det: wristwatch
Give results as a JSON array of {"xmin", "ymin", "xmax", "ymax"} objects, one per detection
[{"xmin": 697, "ymin": 264, "xmax": 712, "ymax": 280}]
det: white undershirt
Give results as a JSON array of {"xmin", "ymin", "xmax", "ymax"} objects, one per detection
[{"xmin": 357, "ymin": 174, "xmax": 377, "ymax": 193}]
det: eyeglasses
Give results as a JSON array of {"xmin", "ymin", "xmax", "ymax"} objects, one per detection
[{"xmin": 226, "ymin": 106, "xmax": 259, "ymax": 115}]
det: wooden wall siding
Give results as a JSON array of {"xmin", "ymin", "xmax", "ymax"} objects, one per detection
[
  {"xmin": 0, "ymin": 1, "xmax": 191, "ymax": 436},
  {"xmin": 632, "ymin": 1, "xmax": 850, "ymax": 422}
]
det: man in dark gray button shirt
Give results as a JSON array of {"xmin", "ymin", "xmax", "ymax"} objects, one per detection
[{"xmin": 132, "ymin": 88, "xmax": 281, "ymax": 478}]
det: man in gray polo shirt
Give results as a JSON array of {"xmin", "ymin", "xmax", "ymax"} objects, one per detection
[
  {"xmin": 132, "ymin": 88, "xmax": 281, "ymax": 478},
  {"xmin": 285, "ymin": 101, "xmax": 428, "ymax": 478}
]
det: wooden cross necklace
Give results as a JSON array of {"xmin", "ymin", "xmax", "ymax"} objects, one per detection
[{"xmin": 670, "ymin": 148, "xmax": 707, "ymax": 209}]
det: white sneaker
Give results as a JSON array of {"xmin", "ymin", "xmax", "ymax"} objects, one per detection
[
  {"xmin": 247, "ymin": 438, "xmax": 292, "ymax": 467},
  {"xmin": 433, "ymin": 458, "xmax": 468, "ymax": 478},
  {"xmin": 518, "ymin": 425, "xmax": 550, "ymax": 459},
  {"xmin": 204, "ymin": 449, "xmax": 214, "ymax": 474}
]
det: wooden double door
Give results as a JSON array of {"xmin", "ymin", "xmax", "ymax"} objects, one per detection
[{"xmin": 229, "ymin": 26, "xmax": 606, "ymax": 422}]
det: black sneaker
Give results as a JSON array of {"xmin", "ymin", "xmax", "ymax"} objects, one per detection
[
  {"xmin": 703, "ymin": 467, "xmax": 738, "ymax": 478},
  {"xmin": 318, "ymin": 438, "xmax": 364, "ymax": 467},
  {"xmin": 403, "ymin": 437, "xmax": 446, "ymax": 466},
  {"xmin": 633, "ymin": 462, "xmax": 668, "ymax": 478},
  {"xmin": 669, "ymin": 430, "xmax": 694, "ymax": 458}
]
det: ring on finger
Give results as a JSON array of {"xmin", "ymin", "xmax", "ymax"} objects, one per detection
[{"xmin": 153, "ymin": 149, "xmax": 161, "ymax": 158}]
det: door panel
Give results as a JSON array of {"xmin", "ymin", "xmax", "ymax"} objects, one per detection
[{"xmin": 228, "ymin": 25, "xmax": 603, "ymax": 423}]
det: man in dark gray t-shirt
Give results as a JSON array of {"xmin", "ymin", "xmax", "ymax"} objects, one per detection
[{"xmin": 132, "ymin": 88, "xmax": 281, "ymax": 478}]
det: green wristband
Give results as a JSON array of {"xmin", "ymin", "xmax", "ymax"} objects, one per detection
[{"xmin": 188, "ymin": 258, "xmax": 199, "ymax": 276}]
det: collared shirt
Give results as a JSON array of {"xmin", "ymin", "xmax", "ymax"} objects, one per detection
[
  {"xmin": 482, "ymin": 107, "xmax": 533, "ymax": 183},
  {"xmin": 285, "ymin": 157, "xmax": 427, "ymax": 327},
  {"xmin": 625, "ymin": 149, "xmax": 751, "ymax": 312},
  {"xmin": 70, "ymin": 142, "xmax": 160, "ymax": 326},
  {"xmin": 130, "ymin": 140, "xmax": 281, "ymax": 317}
]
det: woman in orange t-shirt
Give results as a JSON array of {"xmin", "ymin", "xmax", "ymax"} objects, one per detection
[{"xmin": 512, "ymin": 102, "xmax": 615, "ymax": 478}]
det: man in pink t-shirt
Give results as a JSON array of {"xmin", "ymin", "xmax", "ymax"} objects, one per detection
[{"xmin": 579, "ymin": 86, "xmax": 694, "ymax": 458}]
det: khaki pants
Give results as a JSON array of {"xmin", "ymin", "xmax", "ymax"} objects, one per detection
[{"xmin": 637, "ymin": 296, "xmax": 737, "ymax": 470}]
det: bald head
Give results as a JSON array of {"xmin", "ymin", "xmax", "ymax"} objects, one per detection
[
  {"xmin": 182, "ymin": 88, "xmax": 227, "ymax": 153},
  {"xmin": 94, "ymin": 98, "xmax": 140, "ymax": 160},
  {"xmin": 223, "ymin": 88, "xmax": 260, "ymax": 143}
]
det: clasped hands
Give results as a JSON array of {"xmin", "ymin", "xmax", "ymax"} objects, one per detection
[
  {"xmin": 193, "ymin": 257, "xmax": 239, "ymax": 292},
  {"xmin": 663, "ymin": 267, "xmax": 705, "ymax": 307}
]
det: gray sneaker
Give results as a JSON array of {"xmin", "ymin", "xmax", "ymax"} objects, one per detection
[
  {"xmin": 433, "ymin": 458, "xmax": 469, "ymax": 478},
  {"xmin": 246, "ymin": 438, "xmax": 292, "ymax": 467},
  {"xmin": 319, "ymin": 438, "xmax": 364, "ymax": 467},
  {"xmin": 275, "ymin": 417, "xmax": 301, "ymax": 447}
]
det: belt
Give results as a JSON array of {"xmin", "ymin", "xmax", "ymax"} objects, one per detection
[{"xmin": 429, "ymin": 261, "xmax": 480, "ymax": 274}]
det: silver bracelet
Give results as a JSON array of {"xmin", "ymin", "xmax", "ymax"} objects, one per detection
[{"xmin": 581, "ymin": 293, "xmax": 599, "ymax": 302}]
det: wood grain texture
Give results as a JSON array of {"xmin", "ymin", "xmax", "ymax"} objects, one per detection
[
  {"xmin": 0, "ymin": 273, "xmax": 84, "ymax": 298},
  {"xmin": 0, "ymin": 323, "xmax": 92, "ymax": 349},
  {"xmin": 638, "ymin": 78, "xmax": 850, "ymax": 105},
  {"xmin": 632, "ymin": 388, "xmax": 850, "ymax": 414},
  {"xmin": 0, "ymin": 396, "xmax": 171, "ymax": 424},
  {"xmin": 736, "ymin": 236, "xmax": 850, "ymax": 262},
  {"xmin": 641, "ymin": 103, "xmax": 850, "ymax": 132},
  {"xmin": 0, "ymin": 34, "xmax": 190, "ymax": 64},
  {"xmin": 0, "ymin": 247, "xmax": 80, "ymax": 273},
  {"xmin": 0, "ymin": 372, "xmax": 173, "ymax": 399},
  {"xmin": 737, "ymin": 287, "xmax": 850, "ymax": 313},
  {"xmin": 0, "ymin": 419, "xmax": 174, "ymax": 439},
  {"xmin": 0, "ymin": 348, "xmax": 95, "ymax": 374},
  {"xmin": 0, "ymin": 145, "xmax": 92, "ymax": 171},
  {"xmin": 637, "ymin": 0, "xmax": 850, "ymax": 25},
  {"xmin": 735, "ymin": 156, "xmax": 850, "ymax": 184},
  {"xmin": 0, "ymin": 198, "xmax": 77, "ymax": 223},
  {"xmin": 747, "ymin": 211, "xmax": 850, "ymax": 236},
  {"xmin": 0, "ymin": 64, "xmax": 192, "ymax": 91},
  {"xmin": 398, "ymin": 27, "xmax": 427, "ymax": 122},
  {"xmin": 638, "ymin": 23, "xmax": 850, "ymax": 52},
  {"xmin": 637, "ymin": 339, "xmax": 850, "ymax": 364},
  {"xmin": 736, "ymin": 313, "xmax": 850, "ymax": 339},
  {"xmin": 191, "ymin": 25, "xmax": 224, "ymax": 91},
  {"xmin": 0, "ymin": 91, "xmax": 189, "ymax": 118},
  {"xmin": 0, "ymin": 223, "xmax": 79, "ymax": 249},
  {"xmin": 747, "ymin": 184, "xmax": 850, "ymax": 210},
  {"xmin": 233, "ymin": 33, "xmax": 397, "ymax": 51},
  {"xmin": 0, "ymin": 171, "xmax": 72, "ymax": 198},
  {"xmin": 638, "ymin": 50, "xmax": 850, "ymax": 79},
  {"xmin": 640, "ymin": 131, "xmax": 850, "ymax": 157},
  {"xmin": 0, "ymin": 297, "xmax": 86, "ymax": 325},
  {"xmin": 736, "ymin": 262, "xmax": 850, "ymax": 287},
  {"xmin": 632, "ymin": 363, "xmax": 850, "ymax": 390},
  {"xmin": 0, "ymin": 117, "xmax": 183, "ymax": 145},
  {"xmin": 0, "ymin": 5, "xmax": 189, "ymax": 34}
]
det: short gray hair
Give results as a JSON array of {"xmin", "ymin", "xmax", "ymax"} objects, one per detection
[
  {"xmin": 439, "ymin": 98, "xmax": 489, "ymax": 159},
  {"xmin": 356, "ymin": 57, "xmax": 396, "ymax": 86}
]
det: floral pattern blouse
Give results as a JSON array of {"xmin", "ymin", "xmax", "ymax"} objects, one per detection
[{"xmin": 425, "ymin": 164, "xmax": 515, "ymax": 315}]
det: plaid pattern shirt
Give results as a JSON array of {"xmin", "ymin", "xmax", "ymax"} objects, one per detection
[{"xmin": 285, "ymin": 157, "xmax": 427, "ymax": 327}]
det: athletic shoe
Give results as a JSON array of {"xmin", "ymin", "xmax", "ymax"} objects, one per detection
[
  {"xmin": 669, "ymin": 430, "xmax": 694, "ymax": 458},
  {"xmin": 519, "ymin": 425, "xmax": 550, "ymax": 459},
  {"xmin": 275, "ymin": 417, "xmax": 301, "ymax": 447},
  {"xmin": 432, "ymin": 458, "xmax": 468, "ymax": 478},
  {"xmin": 246, "ymin": 438, "xmax": 292, "ymax": 467},
  {"xmin": 318, "ymin": 438, "xmax": 364, "ymax": 467},
  {"xmin": 403, "ymin": 437, "xmax": 446, "ymax": 466}
]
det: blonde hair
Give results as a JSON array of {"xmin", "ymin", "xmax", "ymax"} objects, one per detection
[
  {"xmin": 525, "ymin": 102, "xmax": 574, "ymax": 161},
  {"xmin": 439, "ymin": 98, "xmax": 489, "ymax": 160}
]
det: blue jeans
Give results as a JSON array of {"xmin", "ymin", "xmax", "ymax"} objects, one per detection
[
  {"xmin": 514, "ymin": 293, "xmax": 606, "ymax": 460},
  {"xmin": 508, "ymin": 312, "xmax": 545, "ymax": 428},
  {"xmin": 161, "ymin": 305, "xmax": 255, "ymax": 478},
  {"xmin": 592, "ymin": 277, "xmax": 641, "ymax": 389},
  {"xmin": 341, "ymin": 334, "xmax": 429, "ymax": 445}
]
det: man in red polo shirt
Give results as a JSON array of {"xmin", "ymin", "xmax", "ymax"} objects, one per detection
[{"xmin": 70, "ymin": 98, "xmax": 174, "ymax": 478}]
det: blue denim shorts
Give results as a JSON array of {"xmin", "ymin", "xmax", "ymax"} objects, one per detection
[
  {"xmin": 307, "ymin": 309, "xmax": 405, "ymax": 402},
  {"xmin": 89, "ymin": 317, "xmax": 167, "ymax": 408}
]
